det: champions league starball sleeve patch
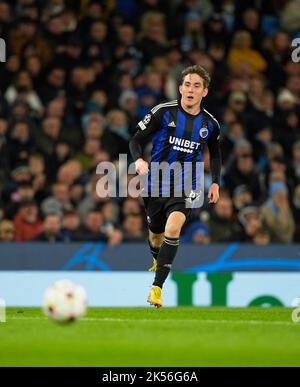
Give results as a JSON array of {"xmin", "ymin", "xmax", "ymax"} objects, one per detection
[{"xmin": 138, "ymin": 113, "xmax": 152, "ymax": 130}]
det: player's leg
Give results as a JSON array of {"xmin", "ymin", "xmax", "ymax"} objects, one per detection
[
  {"xmin": 143, "ymin": 197, "xmax": 166, "ymax": 271},
  {"xmin": 153, "ymin": 211, "xmax": 186, "ymax": 288},
  {"xmin": 148, "ymin": 230, "xmax": 164, "ymax": 272},
  {"xmin": 148, "ymin": 211, "xmax": 186, "ymax": 307}
]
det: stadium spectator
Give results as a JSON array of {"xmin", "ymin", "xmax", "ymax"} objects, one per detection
[
  {"xmin": 28, "ymin": 154, "xmax": 47, "ymax": 201},
  {"xmin": 227, "ymin": 30, "xmax": 267, "ymax": 76},
  {"xmin": 237, "ymin": 205, "xmax": 264, "ymax": 243},
  {"xmin": 182, "ymin": 221, "xmax": 210, "ymax": 244},
  {"xmin": 75, "ymin": 138, "xmax": 101, "ymax": 172},
  {"xmin": 264, "ymin": 31, "xmax": 291, "ymax": 91},
  {"xmin": 262, "ymin": 156, "xmax": 292, "ymax": 197},
  {"xmin": 61, "ymin": 210, "xmax": 81, "ymax": 241},
  {"xmin": 99, "ymin": 201, "xmax": 119, "ymax": 233},
  {"xmin": 227, "ymin": 92, "xmax": 248, "ymax": 120},
  {"xmin": 37, "ymin": 67, "xmax": 66, "ymax": 105},
  {"xmin": 102, "ymin": 109, "xmax": 130, "ymax": 160},
  {"xmin": 221, "ymin": 120, "xmax": 245, "ymax": 165},
  {"xmin": 0, "ymin": 1, "xmax": 11, "ymax": 39},
  {"xmin": 238, "ymin": 8, "xmax": 263, "ymax": 50},
  {"xmin": 35, "ymin": 213, "xmax": 64, "ymax": 242},
  {"xmin": 207, "ymin": 196, "xmax": 241, "ymax": 242},
  {"xmin": 46, "ymin": 141, "xmax": 72, "ymax": 183},
  {"xmin": 2, "ymin": 166, "xmax": 32, "ymax": 203},
  {"xmin": 0, "ymin": 220, "xmax": 15, "ymax": 242},
  {"xmin": 173, "ymin": 0, "xmax": 213, "ymax": 37},
  {"xmin": 260, "ymin": 182, "xmax": 295, "ymax": 243},
  {"xmin": 35, "ymin": 116, "xmax": 62, "ymax": 157},
  {"xmin": 56, "ymin": 159, "xmax": 83, "ymax": 187},
  {"xmin": 274, "ymin": 89, "xmax": 299, "ymax": 158},
  {"xmin": 13, "ymin": 200, "xmax": 43, "ymax": 242},
  {"xmin": 73, "ymin": 210, "xmax": 122, "ymax": 245},
  {"xmin": 180, "ymin": 10, "xmax": 205, "ymax": 54},
  {"xmin": 41, "ymin": 182, "xmax": 73, "ymax": 217},
  {"xmin": 232, "ymin": 185, "xmax": 253, "ymax": 211},
  {"xmin": 164, "ymin": 44, "xmax": 185, "ymax": 100},
  {"xmin": 122, "ymin": 213, "xmax": 146, "ymax": 242},
  {"xmin": 118, "ymin": 90, "xmax": 139, "ymax": 134},
  {"xmin": 69, "ymin": 183, "xmax": 85, "ymax": 209},
  {"xmin": 4, "ymin": 70, "xmax": 44, "ymax": 117},
  {"xmin": 224, "ymin": 152, "xmax": 262, "ymax": 200},
  {"xmin": 135, "ymin": 70, "xmax": 165, "ymax": 119},
  {"xmin": 77, "ymin": 175, "xmax": 110, "ymax": 220},
  {"xmin": 84, "ymin": 19, "xmax": 110, "ymax": 65},
  {"xmin": 7, "ymin": 182, "xmax": 35, "ymax": 218},
  {"xmin": 8, "ymin": 121, "xmax": 35, "ymax": 169},
  {"xmin": 138, "ymin": 11, "xmax": 169, "ymax": 64},
  {"xmin": 280, "ymin": 0, "xmax": 300, "ymax": 34},
  {"xmin": 8, "ymin": 17, "xmax": 52, "ymax": 67},
  {"xmin": 121, "ymin": 198, "xmax": 143, "ymax": 218},
  {"xmin": 204, "ymin": 12, "xmax": 229, "ymax": 47},
  {"xmin": 25, "ymin": 53, "xmax": 43, "ymax": 86}
]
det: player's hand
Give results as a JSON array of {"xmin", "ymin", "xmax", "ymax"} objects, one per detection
[
  {"xmin": 208, "ymin": 183, "xmax": 219, "ymax": 204},
  {"xmin": 135, "ymin": 158, "xmax": 149, "ymax": 175}
]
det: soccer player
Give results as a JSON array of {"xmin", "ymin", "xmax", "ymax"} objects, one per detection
[{"xmin": 129, "ymin": 65, "xmax": 221, "ymax": 307}]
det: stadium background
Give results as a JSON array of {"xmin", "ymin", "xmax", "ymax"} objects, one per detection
[{"xmin": 0, "ymin": 0, "xmax": 300, "ymax": 308}]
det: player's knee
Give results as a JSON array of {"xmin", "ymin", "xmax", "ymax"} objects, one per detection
[{"xmin": 164, "ymin": 225, "xmax": 181, "ymax": 239}]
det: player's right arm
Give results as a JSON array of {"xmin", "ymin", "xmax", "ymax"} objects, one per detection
[{"xmin": 129, "ymin": 110, "xmax": 160, "ymax": 175}]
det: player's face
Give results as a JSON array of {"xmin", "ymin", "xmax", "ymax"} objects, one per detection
[{"xmin": 179, "ymin": 73, "xmax": 208, "ymax": 109}]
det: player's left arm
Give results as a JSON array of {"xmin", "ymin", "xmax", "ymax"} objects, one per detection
[{"xmin": 206, "ymin": 122, "xmax": 222, "ymax": 204}]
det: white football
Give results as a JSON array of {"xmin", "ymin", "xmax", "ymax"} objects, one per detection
[{"xmin": 42, "ymin": 279, "xmax": 88, "ymax": 323}]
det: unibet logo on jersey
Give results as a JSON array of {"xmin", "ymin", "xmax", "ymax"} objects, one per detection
[{"xmin": 169, "ymin": 136, "xmax": 201, "ymax": 153}]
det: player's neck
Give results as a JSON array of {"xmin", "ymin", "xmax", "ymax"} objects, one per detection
[{"xmin": 180, "ymin": 100, "xmax": 201, "ymax": 115}]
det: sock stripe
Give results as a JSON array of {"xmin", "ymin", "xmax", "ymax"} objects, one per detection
[
  {"xmin": 164, "ymin": 237, "xmax": 179, "ymax": 246},
  {"xmin": 164, "ymin": 242, "xmax": 179, "ymax": 247}
]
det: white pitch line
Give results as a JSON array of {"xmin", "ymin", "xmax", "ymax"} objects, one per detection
[{"xmin": 5, "ymin": 317, "xmax": 299, "ymax": 326}]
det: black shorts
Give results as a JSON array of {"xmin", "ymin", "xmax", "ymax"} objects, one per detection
[{"xmin": 142, "ymin": 196, "xmax": 191, "ymax": 234}]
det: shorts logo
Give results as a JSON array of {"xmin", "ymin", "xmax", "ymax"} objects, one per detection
[
  {"xmin": 147, "ymin": 216, "xmax": 151, "ymax": 224},
  {"xmin": 199, "ymin": 127, "xmax": 208, "ymax": 138},
  {"xmin": 143, "ymin": 114, "xmax": 151, "ymax": 125}
]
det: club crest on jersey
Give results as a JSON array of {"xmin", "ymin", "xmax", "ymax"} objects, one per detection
[
  {"xmin": 143, "ymin": 114, "xmax": 151, "ymax": 125},
  {"xmin": 199, "ymin": 127, "xmax": 208, "ymax": 138}
]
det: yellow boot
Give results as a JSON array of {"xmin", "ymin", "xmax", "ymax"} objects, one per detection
[{"xmin": 147, "ymin": 286, "xmax": 163, "ymax": 308}]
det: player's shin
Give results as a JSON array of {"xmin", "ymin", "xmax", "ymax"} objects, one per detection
[
  {"xmin": 148, "ymin": 240, "xmax": 160, "ymax": 271},
  {"xmin": 152, "ymin": 236, "xmax": 179, "ymax": 288}
]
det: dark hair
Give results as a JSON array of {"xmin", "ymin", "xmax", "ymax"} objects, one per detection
[
  {"xmin": 180, "ymin": 65, "xmax": 211, "ymax": 88},
  {"xmin": 44, "ymin": 212, "xmax": 62, "ymax": 221}
]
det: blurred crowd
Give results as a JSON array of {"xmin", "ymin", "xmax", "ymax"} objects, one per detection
[{"xmin": 0, "ymin": 0, "xmax": 300, "ymax": 245}]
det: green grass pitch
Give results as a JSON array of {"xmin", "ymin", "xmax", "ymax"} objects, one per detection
[{"xmin": 0, "ymin": 307, "xmax": 299, "ymax": 366}]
